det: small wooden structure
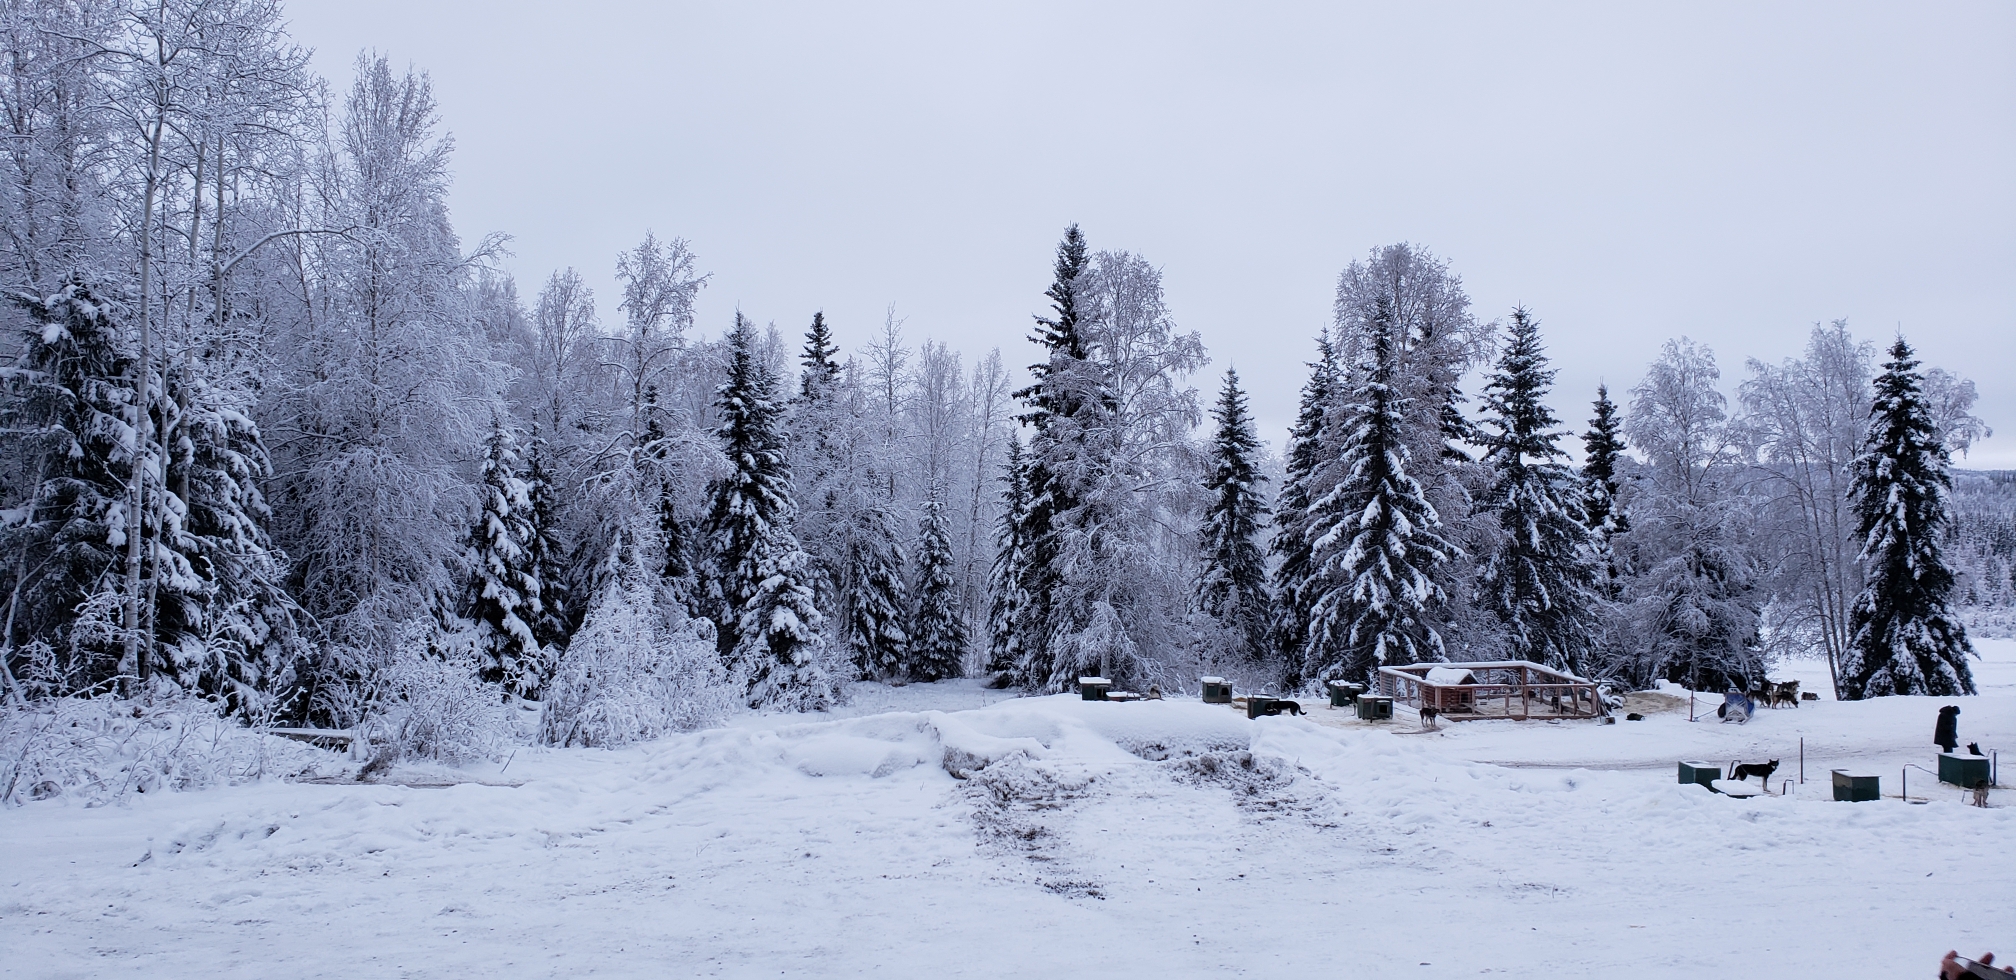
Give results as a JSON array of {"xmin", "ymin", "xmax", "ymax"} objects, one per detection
[
  {"xmin": 1078, "ymin": 677, "xmax": 1112, "ymax": 701},
  {"xmin": 1200, "ymin": 676, "xmax": 1233, "ymax": 704},
  {"xmin": 1326, "ymin": 680, "xmax": 1367, "ymax": 708},
  {"xmin": 1376, "ymin": 660, "xmax": 1602, "ymax": 721},
  {"xmin": 1678, "ymin": 761, "xmax": 1721, "ymax": 788},
  {"xmin": 1938, "ymin": 752, "xmax": 1990, "ymax": 787},
  {"xmin": 1832, "ymin": 769, "xmax": 1880, "ymax": 802}
]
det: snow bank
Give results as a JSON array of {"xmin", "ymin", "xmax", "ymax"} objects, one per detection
[
  {"xmin": 0, "ymin": 697, "xmax": 342, "ymax": 806},
  {"xmin": 5, "ymin": 672, "xmax": 2014, "ymax": 978}
]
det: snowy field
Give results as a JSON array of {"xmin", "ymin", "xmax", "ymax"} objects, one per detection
[{"xmin": 5, "ymin": 643, "xmax": 2013, "ymax": 978}]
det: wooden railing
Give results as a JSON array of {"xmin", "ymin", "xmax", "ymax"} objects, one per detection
[{"xmin": 1377, "ymin": 663, "xmax": 1602, "ymax": 721}]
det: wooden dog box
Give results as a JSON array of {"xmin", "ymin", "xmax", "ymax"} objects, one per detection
[
  {"xmin": 1938, "ymin": 752, "xmax": 1990, "ymax": 787},
  {"xmin": 1832, "ymin": 769, "xmax": 1880, "ymax": 802},
  {"xmin": 1677, "ymin": 761, "xmax": 1720, "ymax": 787},
  {"xmin": 1200, "ymin": 677, "xmax": 1232, "ymax": 704},
  {"xmin": 1326, "ymin": 680, "xmax": 1366, "ymax": 708}
]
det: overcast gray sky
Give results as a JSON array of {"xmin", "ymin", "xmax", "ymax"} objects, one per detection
[{"xmin": 285, "ymin": 1, "xmax": 2016, "ymax": 466}]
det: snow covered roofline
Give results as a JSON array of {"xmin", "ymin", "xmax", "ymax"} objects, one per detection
[
  {"xmin": 1378, "ymin": 660, "xmax": 1597, "ymax": 685},
  {"xmin": 1376, "ymin": 661, "xmax": 1604, "ymax": 722}
]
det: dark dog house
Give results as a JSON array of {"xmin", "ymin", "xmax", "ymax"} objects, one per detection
[
  {"xmin": 1831, "ymin": 769, "xmax": 1880, "ymax": 802},
  {"xmin": 1938, "ymin": 752, "xmax": 1990, "ymax": 788},
  {"xmin": 1200, "ymin": 676, "xmax": 1232, "ymax": 704},
  {"xmin": 1678, "ymin": 761, "xmax": 1720, "ymax": 788},
  {"xmin": 1078, "ymin": 677, "xmax": 1112, "ymax": 701},
  {"xmin": 1326, "ymin": 680, "xmax": 1367, "ymax": 708}
]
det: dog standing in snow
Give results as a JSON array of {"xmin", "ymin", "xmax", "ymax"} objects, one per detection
[
  {"xmin": 1729, "ymin": 759, "xmax": 1779, "ymax": 784},
  {"xmin": 1420, "ymin": 706, "xmax": 1439, "ymax": 730}
]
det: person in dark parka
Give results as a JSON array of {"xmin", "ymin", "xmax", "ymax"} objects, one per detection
[{"xmin": 1934, "ymin": 705, "xmax": 1960, "ymax": 754}]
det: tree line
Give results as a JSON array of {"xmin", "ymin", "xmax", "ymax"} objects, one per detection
[{"xmin": 0, "ymin": 0, "xmax": 1993, "ymax": 730}]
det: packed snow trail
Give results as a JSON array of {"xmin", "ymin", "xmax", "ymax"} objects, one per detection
[{"xmin": 5, "ymin": 652, "xmax": 2014, "ymax": 978}]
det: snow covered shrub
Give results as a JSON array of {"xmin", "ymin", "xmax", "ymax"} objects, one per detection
[
  {"xmin": 0, "ymin": 695, "xmax": 338, "ymax": 806},
  {"xmin": 361, "ymin": 625, "xmax": 512, "ymax": 765},
  {"xmin": 1962, "ymin": 605, "xmax": 2016, "ymax": 640},
  {"xmin": 539, "ymin": 576, "xmax": 736, "ymax": 747}
]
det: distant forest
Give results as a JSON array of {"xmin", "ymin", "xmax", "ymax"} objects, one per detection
[{"xmin": 1, "ymin": 0, "xmax": 2003, "ymax": 738}]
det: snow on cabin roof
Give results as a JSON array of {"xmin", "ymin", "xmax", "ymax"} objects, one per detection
[
  {"xmin": 1200, "ymin": 676, "xmax": 1225, "ymax": 685},
  {"xmin": 1379, "ymin": 660, "xmax": 1598, "ymax": 685},
  {"xmin": 1078, "ymin": 677, "xmax": 1111, "ymax": 685},
  {"xmin": 1423, "ymin": 666, "xmax": 1476, "ymax": 686}
]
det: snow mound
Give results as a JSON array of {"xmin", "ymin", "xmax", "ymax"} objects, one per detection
[{"xmin": 1, "ymin": 697, "xmax": 344, "ymax": 807}]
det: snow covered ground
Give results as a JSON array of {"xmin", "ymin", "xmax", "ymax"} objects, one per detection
[{"xmin": 5, "ymin": 642, "xmax": 2013, "ymax": 978}]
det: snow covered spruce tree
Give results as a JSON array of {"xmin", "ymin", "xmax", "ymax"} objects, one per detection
[
  {"xmin": 150, "ymin": 368, "xmax": 302, "ymax": 702},
  {"xmin": 464, "ymin": 419, "xmax": 545, "ymax": 697},
  {"xmin": 839, "ymin": 504, "xmax": 910, "ymax": 679},
  {"xmin": 1838, "ymin": 338, "xmax": 1975, "ymax": 698},
  {"xmin": 0, "ymin": 283, "xmax": 140, "ymax": 689},
  {"xmin": 1196, "ymin": 368, "xmax": 1271, "ymax": 665},
  {"xmin": 1301, "ymin": 301, "xmax": 1457, "ymax": 686},
  {"xmin": 1581, "ymin": 383, "xmax": 1630, "ymax": 599},
  {"xmin": 907, "ymin": 487, "xmax": 968, "ymax": 682},
  {"xmin": 782, "ymin": 312, "xmax": 847, "ymax": 609},
  {"xmin": 1270, "ymin": 332, "xmax": 1340, "ymax": 687},
  {"xmin": 1331, "ymin": 245, "xmax": 1488, "ymax": 523},
  {"xmin": 521, "ymin": 431, "xmax": 572, "ymax": 650},
  {"xmin": 1004, "ymin": 225, "xmax": 1098, "ymax": 689},
  {"xmin": 1008, "ymin": 237, "xmax": 1207, "ymax": 691},
  {"xmin": 799, "ymin": 310, "xmax": 843, "ymax": 399},
  {"xmin": 985, "ymin": 438, "xmax": 1032, "ymax": 676},
  {"xmin": 1474, "ymin": 309, "xmax": 1598, "ymax": 673},
  {"xmin": 784, "ymin": 311, "xmax": 910, "ymax": 681},
  {"xmin": 706, "ymin": 314, "xmax": 837, "ymax": 710}
]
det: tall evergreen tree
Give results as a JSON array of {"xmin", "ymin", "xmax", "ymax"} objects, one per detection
[
  {"xmin": 1196, "ymin": 368, "xmax": 1272, "ymax": 665},
  {"xmin": 985, "ymin": 439, "xmax": 1031, "ymax": 676},
  {"xmin": 908, "ymin": 487, "xmax": 968, "ymax": 682},
  {"xmin": 1270, "ymin": 332, "xmax": 1340, "ymax": 686},
  {"xmin": 0, "ymin": 282, "xmax": 139, "ymax": 688},
  {"xmin": 1581, "ymin": 383, "xmax": 1627, "ymax": 532},
  {"xmin": 799, "ymin": 310, "xmax": 842, "ymax": 400},
  {"xmin": 1839, "ymin": 338, "xmax": 1976, "ymax": 698},
  {"xmin": 1581, "ymin": 383, "xmax": 1630, "ymax": 599},
  {"xmin": 707, "ymin": 315, "xmax": 835, "ymax": 709},
  {"xmin": 153, "ymin": 368, "xmax": 301, "ymax": 703},
  {"xmin": 465, "ymin": 419, "xmax": 544, "ymax": 696},
  {"xmin": 523, "ymin": 429, "xmax": 571, "ymax": 650},
  {"xmin": 787, "ymin": 310, "xmax": 856, "ymax": 620},
  {"xmin": 1474, "ymin": 309, "xmax": 1599, "ymax": 673},
  {"xmin": 1302, "ymin": 302, "xmax": 1456, "ymax": 685},
  {"xmin": 839, "ymin": 504, "xmax": 910, "ymax": 679},
  {"xmin": 1007, "ymin": 224, "xmax": 1099, "ymax": 689}
]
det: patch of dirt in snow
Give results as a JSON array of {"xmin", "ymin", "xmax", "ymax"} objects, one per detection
[
  {"xmin": 1114, "ymin": 733, "xmax": 1246, "ymax": 762},
  {"xmin": 1162, "ymin": 749, "xmax": 1341, "ymax": 829},
  {"xmin": 961, "ymin": 753, "xmax": 1104, "ymax": 898},
  {"xmin": 296, "ymin": 762, "xmax": 522, "ymax": 788},
  {"xmin": 1621, "ymin": 690, "xmax": 1689, "ymax": 715}
]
